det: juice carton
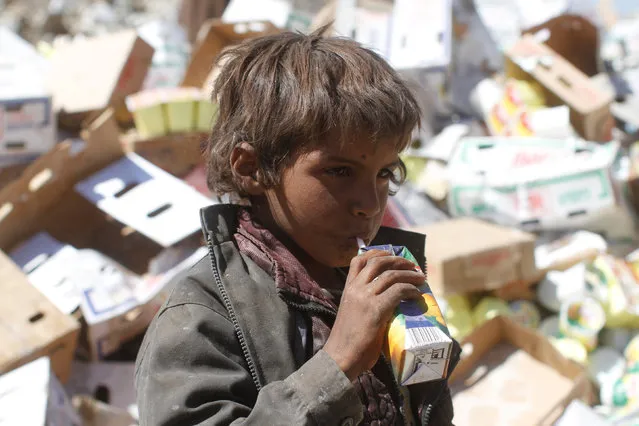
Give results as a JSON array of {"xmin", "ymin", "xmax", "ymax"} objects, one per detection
[{"xmin": 359, "ymin": 243, "xmax": 453, "ymax": 385}]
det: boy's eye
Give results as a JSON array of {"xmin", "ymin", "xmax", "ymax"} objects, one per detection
[{"xmin": 325, "ymin": 167, "xmax": 352, "ymax": 177}]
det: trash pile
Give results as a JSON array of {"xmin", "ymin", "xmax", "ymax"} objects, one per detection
[{"xmin": 2, "ymin": 0, "xmax": 639, "ymax": 425}]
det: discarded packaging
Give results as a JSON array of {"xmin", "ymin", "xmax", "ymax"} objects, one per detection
[
  {"xmin": 0, "ymin": 357, "xmax": 81, "ymax": 425},
  {"xmin": 450, "ymin": 316, "xmax": 593, "ymax": 426},
  {"xmin": 412, "ymin": 218, "xmax": 537, "ymax": 295},
  {"xmin": 0, "ymin": 251, "xmax": 79, "ymax": 382}
]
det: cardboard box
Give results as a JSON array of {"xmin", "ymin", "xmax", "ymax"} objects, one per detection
[
  {"xmin": 181, "ymin": 20, "xmax": 280, "ymax": 89},
  {"xmin": 74, "ymin": 152, "xmax": 212, "ymax": 248},
  {"xmin": 0, "ymin": 251, "xmax": 79, "ymax": 382},
  {"xmin": 448, "ymin": 136, "xmax": 597, "ymax": 173},
  {"xmin": 0, "ymin": 357, "xmax": 81, "ymax": 425},
  {"xmin": 49, "ymin": 30, "xmax": 154, "ymax": 124},
  {"xmin": 411, "ymin": 218, "xmax": 537, "ymax": 295},
  {"xmin": 121, "ymin": 130, "xmax": 207, "ymax": 178},
  {"xmin": 65, "ymin": 362, "xmax": 135, "ymax": 412},
  {"xmin": 9, "ymin": 232, "xmax": 83, "ymax": 315},
  {"xmin": 0, "ymin": 30, "xmax": 56, "ymax": 160},
  {"xmin": 448, "ymin": 141, "xmax": 623, "ymax": 233},
  {"xmin": 72, "ymin": 396, "xmax": 137, "ymax": 426},
  {"xmin": 505, "ymin": 34, "xmax": 614, "ymax": 142},
  {"xmin": 223, "ymin": 0, "xmax": 315, "ymax": 32},
  {"xmin": 450, "ymin": 317, "xmax": 593, "ymax": 426},
  {"xmin": 387, "ymin": 0, "xmax": 452, "ymax": 70}
]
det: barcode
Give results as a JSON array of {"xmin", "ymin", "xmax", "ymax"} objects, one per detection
[{"xmin": 407, "ymin": 326, "xmax": 446, "ymax": 346}]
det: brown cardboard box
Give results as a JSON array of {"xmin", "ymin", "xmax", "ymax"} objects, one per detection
[
  {"xmin": 0, "ymin": 251, "xmax": 79, "ymax": 383},
  {"xmin": 450, "ymin": 316, "xmax": 593, "ymax": 426},
  {"xmin": 49, "ymin": 30, "xmax": 154, "ymax": 127},
  {"xmin": 522, "ymin": 15, "xmax": 600, "ymax": 77},
  {"xmin": 181, "ymin": 19, "xmax": 280, "ymax": 89},
  {"xmin": 121, "ymin": 131, "xmax": 207, "ymax": 178},
  {"xmin": 505, "ymin": 34, "xmax": 614, "ymax": 142},
  {"xmin": 73, "ymin": 396, "xmax": 137, "ymax": 426},
  {"xmin": 411, "ymin": 218, "xmax": 537, "ymax": 296}
]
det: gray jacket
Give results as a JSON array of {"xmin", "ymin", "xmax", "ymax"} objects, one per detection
[{"xmin": 135, "ymin": 204, "xmax": 458, "ymax": 425}]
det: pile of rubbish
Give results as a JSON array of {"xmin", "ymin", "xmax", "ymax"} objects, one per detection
[{"xmin": 2, "ymin": 0, "xmax": 639, "ymax": 425}]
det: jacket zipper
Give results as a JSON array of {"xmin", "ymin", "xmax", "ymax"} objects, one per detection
[
  {"xmin": 206, "ymin": 233, "xmax": 262, "ymax": 392},
  {"xmin": 281, "ymin": 295, "xmax": 408, "ymax": 426}
]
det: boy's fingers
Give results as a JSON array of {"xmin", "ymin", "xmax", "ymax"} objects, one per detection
[
  {"xmin": 369, "ymin": 270, "xmax": 424, "ymax": 295},
  {"xmin": 379, "ymin": 283, "xmax": 422, "ymax": 314},
  {"xmin": 359, "ymin": 256, "xmax": 421, "ymax": 285},
  {"xmin": 348, "ymin": 249, "xmax": 390, "ymax": 277}
]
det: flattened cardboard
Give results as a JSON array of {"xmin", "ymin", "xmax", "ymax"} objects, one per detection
[
  {"xmin": 0, "ymin": 357, "xmax": 81, "ymax": 426},
  {"xmin": 411, "ymin": 218, "xmax": 537, "ymax": 295},
  {"xmin": 49, "ymin": 30, "xmax": 154, "ymax": 119},
  {"xmin": 181, "ymin": 20, "xmax": 280, "ymax": 89},
  {"xmin": 0, "ymin": 251, "xmax": 79, "ymax": 383},
  {"xmin": 450, "ymin": 317, "xmax": 593, "ymax": 426},
  {"xmin": 505, "ymin": 34, "xmax": 613, "ymax": 142},
  {"xmin": 74, "ymin": 153, "xmax": 212, "ymax": 247}
]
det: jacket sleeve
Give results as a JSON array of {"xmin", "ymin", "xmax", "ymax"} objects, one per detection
[{"xmin": 135, "ymin": 300, "xmax": 364, "ymax": 426}]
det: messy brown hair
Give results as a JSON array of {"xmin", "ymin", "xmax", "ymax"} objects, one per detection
[{"xmin": 206, "ymin": 26, "xmax": 421, "ymax": 196}]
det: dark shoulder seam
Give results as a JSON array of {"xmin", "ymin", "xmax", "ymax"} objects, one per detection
[{"xmin": 157, "ymin": 301, "xmax": 233, "ymax": 325}]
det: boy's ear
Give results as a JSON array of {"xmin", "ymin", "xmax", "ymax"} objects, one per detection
[{"xmin": 230, "ymin": 142, "xmax": 265, "ymax": 195}]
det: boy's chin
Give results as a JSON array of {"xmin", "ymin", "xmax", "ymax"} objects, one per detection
[{"xmin": 320, "ymin": 247, "xmax": 359, "ymax": 269}]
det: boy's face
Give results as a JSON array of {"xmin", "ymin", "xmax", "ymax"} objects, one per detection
[{"xmin": 263, "ymin": 136, "xmax": 401, "ymax": 268}]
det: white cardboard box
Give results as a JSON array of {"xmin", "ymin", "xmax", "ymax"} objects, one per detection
[
  {"xmin": 0, "ymin": 357, "xmax": 81, "ymax": 426},
  {"xmin": 74, "ymin": 153, "xmax": 212, "ymax": 247},
  {"xmin": 448, "ymin": 141, "xmax": 623, "ymax": 232},
  {"xmin": 388, "ymin": 0, "xmax": 452, "ymax": 70},
  {"xmin": 448, "ymin": 137, "xmax": 598, "ymax": 172},
  {"xmin": 0, "ymin": 30, "xmax": 56, "ymax": 159},
  {"xmin": 9, "ymin": 232, "xmax": 82, "ymax": 315}
]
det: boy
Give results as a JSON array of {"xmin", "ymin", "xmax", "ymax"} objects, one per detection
[{"xmin": 135, "ymin": 28, "xmax": 460, "ymax": 425}]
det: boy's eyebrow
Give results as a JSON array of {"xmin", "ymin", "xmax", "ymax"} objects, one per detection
[{"xmin": 325, "ymin": 155, "xmax": 401, "ymax": 169}]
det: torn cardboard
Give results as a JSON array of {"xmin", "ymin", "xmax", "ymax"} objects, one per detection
[
  {"xmin": 0, "ymin": 251, "xmax": 79, "ymax": 383},
  {"xmin": 450, "ymin": 316, "xmax": 593, "ymax": 426},
  {"xmin": 505, "ymin": 34, "xmax": 614, "ymax": 142},
  {"xmin": 411, "ymin": 218, "xmax": 537, "ymax": 295},
  {"xmin": 49, "ymin": 30, "xmax": 154, "ymax": 126},
  {"xmin": 0, "ymin": 357, "xmax": 81, "ymax": 425}
]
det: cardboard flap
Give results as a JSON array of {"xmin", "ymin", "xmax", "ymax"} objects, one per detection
[{"xmin": 0, "ymin": 110, "xmax": 123, "ymax": 250}]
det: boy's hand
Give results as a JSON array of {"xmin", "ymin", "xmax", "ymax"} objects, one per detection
[{"xmin": 323, "ymin": 249, "xmax": 425, "ymax": 382}]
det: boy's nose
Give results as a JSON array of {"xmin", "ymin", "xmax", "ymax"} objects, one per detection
[{"xmin": 351, "ymin": 185, "xmax": 382, "ymax": 218}]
